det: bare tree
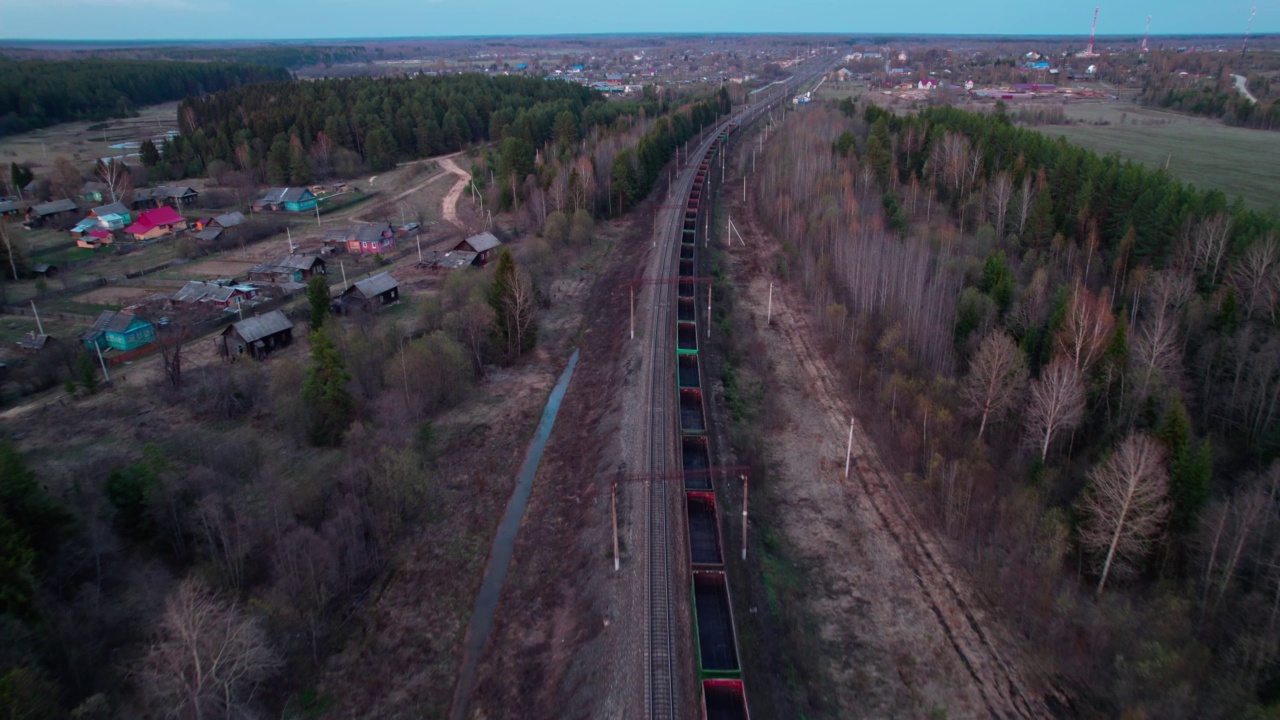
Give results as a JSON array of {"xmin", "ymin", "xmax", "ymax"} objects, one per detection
[
  {"xmin": 962, "ymin": 330, "xmax": 1029, "ymax": 439},
  {"xmin": 1015, "ymin": 173, "xmax": 1035, "ymax": 237},
  {"xmin": 987, "ymin": 170, "xmax": 1013, "ymax": 240},
  {"xmin": 445, "ymin": 294, "xmax": 494, "ymax": 375},
  {"xmin": 1079, "ymin": 433, "xmax": 1170, "ymax": 595},
  {"xmin": 505, "ymin": 267, "xmax": 538, "ymax": 357},
  {"xmin": 1055, "ymin": 282, "xmax": 1115, "ymax": 372},
  {"xmin": 96, "ymin": 159, "xmax": 133, "ymax": 204},
  {"xmin": 1228, "ymin": 237, "xmax": 1280, "ymax": 322},
  {"xmin": 137, "ymin": 579, "xmax": 281, "ymax": 720},
  {"xmin": 1186, "ymin": 213, "xmax": 1233, "ymax": 286},
  {"xmin": 51, "ymin": 156, "xmax": 83, "ymax": 200},
  {"xmin": 1025, "ymin": 357, "xmax": 1086, "ymax": 460}
]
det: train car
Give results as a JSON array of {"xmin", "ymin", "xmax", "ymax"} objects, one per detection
[
  {"xmin": 692, "ymin": 570, "xmax": 741, "ymax": 680},
  {"xmin": 703, "ymin": 679, "xmax": 749, "ymax": 720}
]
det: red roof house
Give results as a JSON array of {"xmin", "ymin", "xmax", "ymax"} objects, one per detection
[{"xmin": 125, "ymin": 206, "xmax": 188, "ymax": 241}]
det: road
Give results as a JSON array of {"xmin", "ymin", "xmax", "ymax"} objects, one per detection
[
  {"xmin": 1232, "ymin": 74, "xmax": 1258, "ymax": 104},
  {"xmin": 438, "ymin": 155, "xmax": 473, "ymax": 228}
]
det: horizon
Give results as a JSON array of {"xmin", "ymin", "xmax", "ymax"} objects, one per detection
[{"xmin": 0, "ymin": 0, "xmax": 1276, "ymax": 42}]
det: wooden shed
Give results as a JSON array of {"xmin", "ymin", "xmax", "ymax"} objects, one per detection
[
  {"xmin": 336, "ymin": 271, "xmax": 399, "ymax": 313},
  {"xmin": 221, "ymin": 310, "xmax": 294, "ymax": 360}
]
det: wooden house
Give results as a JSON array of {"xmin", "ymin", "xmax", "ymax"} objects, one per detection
[
  {"xmin": 335, "ymin": 271, "xmax": 399, "ymax": 313},
  {"xmin": 81, "ymin": 311, "xmax": 155, "ymax": 352},
  {"xmin": 248, "ymin": 254, "xmax": 327, "ymax": 284},
  {"xmin": 125, "ymin": 206, "xmax": 187, "ymax": 241},
  {"xmin": 222, "ymin": 310, "xmax": 294, "ymax": 360},
  {"xmin": 456, "ymin": 232, "xmax": 502, "ymax": 266},
  {"xmin": 253, "ymin": 187, "xmax": 317, "ymax": 213},
  {"xmin": 79, "ymin": 182, "xmax": 107, "ymax": 204},
  {"xmin": 171, "ymin": 281, "xmax": 255, "ymax": 309},
  {"xmin": 24, "ymin": 198, "xmax": 78, "ymax": 227}
]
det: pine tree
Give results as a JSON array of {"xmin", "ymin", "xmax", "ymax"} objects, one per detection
[
  {"xmin": 1157, "ymin": 398, "xmax": 1212, "ymax": 534},
  {"xmin": 303, "ymin": 330, "xmax": 355, "ymax": 447},
  {"xmin": 307, "ymin": 275, "xmax": 330, "ymax": 331},
  {"xmin": 288, "ymin": 136, "xmax": 311, "ymax": 185}
]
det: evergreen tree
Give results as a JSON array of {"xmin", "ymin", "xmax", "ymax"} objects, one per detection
[
  {"xmin": 1157, "ymin": 398, "xmax": 1212, "ymax": 534},
  {"xmin": 9, "ymin": 162, "xmax": 33, "ymax": 192},
  {"xmin": 307, "ymin": 275, "xmax": 330, "ymax": 331},
  {"xmin": 288, "ymin": 136, "xmax": 311, "ymax": 185},
  {"xmin": 266, "ymin": 138, "xmax": 290, "ymax": 186},
  {"xmin": 303, "ymin": 330, "xmax": 355, "ymax": 447},
  {"xmin": 553, "ymin": 110, "xmax": 579, "ymax": 150}
]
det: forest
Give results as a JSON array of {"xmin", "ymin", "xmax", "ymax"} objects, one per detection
[
  {"xmin": 0, "ymin": 59, "xmax": 289, "ymax": 138},
  {"xmin": 1137, "ymin": 51, "xmax": 1280, "ymax": 131},
  {"xmin": 753, "ymin": 97, "xmax": 1280, "ymax": 716},
  {"xmin": 0, "ymin": 81, "xmax": 733, "ymax": 717}
]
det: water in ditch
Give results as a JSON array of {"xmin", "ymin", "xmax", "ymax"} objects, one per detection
[{"xmin": 449, "ymin": 348, "xmax": 580, "ymax": 720}]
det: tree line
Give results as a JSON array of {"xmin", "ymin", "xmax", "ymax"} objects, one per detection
[
  {"xmin": 754, "ymin": 99, "xmax": 1280, "ymax": 716},
  {"xmin": 0, "ymin": 59, "xmax": 289, "ymax": 138}
]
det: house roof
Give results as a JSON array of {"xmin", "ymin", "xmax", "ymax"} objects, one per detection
[
  {"xmin": 350, "ymin": 271, "xmax": 398, "ymax": 299},
  {"xmin": 463, "ymin": 232, "xmax": 501, "ymax": 253},
  {"xmin": 257, "ymin": 187, "xmax": 312, "ymax": 205},
  {"xmin": 105, "ymin": 311, "xmax": 147, "ymax": 334},
  {"xmin": 173, "ymin": 281, "xmax": 214, "ymax": 303},
  {"xmin": 273, "ymin": 254, "xmax": 323, "ymax": 271},
  {"xmin": 32, "ymin": 198, "xmax": 78, "ymax": 216},
  {"xmin": 91, "ymin": 201, "xmax": 128, "ymax": 217},
  {"xmin": 82, "ymin": 310, "xmax": 116, "ymax": 341},
  {"xmin": 354, "ymin": 224, "xmax": 392, "ymax": 243},
  {"xmin": 212, "ymin": 211, "xmax": 246, "ymax": 228},
  {"xmin": 139, "ymin": 206, "xmax": 184, "ymax": 226},
  {"xmin": 194, "ymin": 228, "xmax": 223, "ymax": 242},
  {"xmin": 159, "ymin": 186, "xmax": 196, "ymax": 199},
  {"xmin": 0, "ymin": 200, "xmax": 20, "ymax": 213},
  {"xmin": 228, "ymin": 310, "xmax": 293, "ymax": 343},
  {"xmin": 439, "ymin": 251, "xmax": 477, "ymax": 269},
  {"xmin": 16, "ymin": 333, "xmax": 49, "ymax": 351}
]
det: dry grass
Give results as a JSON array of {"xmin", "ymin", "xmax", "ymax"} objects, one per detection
[{"xmin": 0, "ymin": 102, "xmax": 179, "ymax": 171}]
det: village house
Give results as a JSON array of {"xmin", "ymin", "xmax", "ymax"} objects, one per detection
[
  {"xmin": 79, "ymin": 182, "xmax": 107, "ymax": 204},
  {"xmin": 81, "ymin": 311, "xmax": 156, "ymax": 352},
  {"xmin": 125, "ymin": 206, "xmax": 187, "ymax": 241},
  {"xmin": 326, "ymin": 223, "xmax": 395, "ymax": 255},
  {"xmin": 130, "ymin": 186, "xmax": 198, "ymax": 210},
  {"xmin": 335, "ymin": 271, "xmax": 399, "ymax": 313},
  {"xmin": 455, "ymin": 231, "xmax": 502, "ymax": 266},
  {"xmin": 192, "ymin": 211, "xmax": 247, "ymax": 242},
  {"xmin": 221, "ymin": 310, "xmax": 294, "ymax": 360},
  {"xmin": 171, "ymin": 280, "xmax": 256, "ymax": 309},
  {"xmin": 248, "ymin": 253, "xmax": 327, "ymax": 284},
  {"xmin": 253, "ymin": 187, "xmax": 317, "ymax": 213},
  {"xmin": 24, "ymin": 198, "xmax": 79, "ymax": 228}
]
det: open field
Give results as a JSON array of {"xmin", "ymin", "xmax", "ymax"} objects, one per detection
[
  {"xmin": 1040, "ymin": 102, "xmax": 1280, "ymax": 212},
  {"xmin": 0, "ymin": 102, "xmax": 179, "ymax": 171},
  {"xmin": 171, "ymin": 258, "xmax": 258, "ymax": 279},
  {"xmin": 73, "ymin": 284, "xmax": 156, "ymax": 306}
]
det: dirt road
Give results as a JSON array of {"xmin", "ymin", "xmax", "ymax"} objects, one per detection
[
  {"xmin": 438, "ymin": 156, "xmax": 472, "ymax": 228},
  {"xmin": 719, "ymin": 162, "xmax": 1061, "ymax": 718}
]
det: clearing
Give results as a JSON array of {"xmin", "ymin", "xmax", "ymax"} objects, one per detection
[
  {"xmin": 1045, "ymin": 102, "xmax": 1280, "ymax": 211},
  {"xmin": 0, "ymin": 102, "xmax": 178, "ymax": 170},
  {"xmin": 72, "ymin": 284, "xmax": 157, "ymax": 306}
]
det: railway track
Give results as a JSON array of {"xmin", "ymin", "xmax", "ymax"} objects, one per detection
[{"xmin": 643, "ymin": 62, "xmax": 830, "ymax": 720}]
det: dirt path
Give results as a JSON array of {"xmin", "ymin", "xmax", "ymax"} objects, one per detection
[
  {"xmin": 1232, "ymin": 74, "xmax": 1258, "ymax": 104},
  {"xmin": 721, "ymin": 170, "xmax": 1060, "ymax": 718},
  {"xmin": 438, "ymin": 156, "xmax": 472, "ymax": 228}
]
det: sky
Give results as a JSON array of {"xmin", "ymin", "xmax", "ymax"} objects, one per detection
[{"xmin": 0, "ymin": 0, "xmax": 1276, "ymax": 41}]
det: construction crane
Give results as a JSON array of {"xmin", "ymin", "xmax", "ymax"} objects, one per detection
[
  {"xmin": 1087, "ymin": 6, "xmax": 1100, "ymax": 56},
  {"xmin": 1141, "ymin": 15, "xmax": 1151, "ymax": 55},
  {"xmin": 1243, "ymin": 6, "xmax": 1257, "ymax": 56}
]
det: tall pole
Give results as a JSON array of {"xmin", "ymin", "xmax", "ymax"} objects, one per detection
[
  {"xmin": 611, "ymin": 482, "xmax": 620, "ymax": 571},
  {"xmin": 416, "ymin": 234, "xmax": 422, "ymax": 263},
  {"xmin": 766, "ymin": 282, "xmax": 773, "ymax": 325},
  {"xmin": 340, "ymin": 260, "xmax": 348, "ymax": 291},
  {"xmin": 629, "ymin": 283, "xmax": 634, "ymax": 340},
  {"xmin": 315, "ymin": 201, "xmax": 321, "ymax": 227},
  {"xmin": 1, "ymin": 222, "xmax": 17, "ymax": 280},
  {"xmin": 30, "ymin": 300, "xmax": 43, "ymax": 335},
  {"xmin": 95, "ymin": 341, "xmax": 110, "ymax": 382},
  {"xmin": 707, "ymin": 283, "xmax": 712, "ymax": 339},
  {"xmin": 741, "ymin": 474, "xmax": 749, "ymax": 561},
  {"xmin": 844, "ymin": 417, "xmax": 855, "ymax": 478},
  {"xmin": 287, "ymin": 226, "xmax": 294, "ymax": 253}
]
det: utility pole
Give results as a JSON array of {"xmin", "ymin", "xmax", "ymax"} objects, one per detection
[
  {"xmin": 629, "ymin": 283, "xmax": 634, "ymax": 339},
  {"xmin": 95, "ymin": 341, "xmax": 110, "ymax": 382},
  {"xmin": 611, "ymin": 482, "xmax": 620, "ymax": 571},
  {"xmin": 287, "ymin": 226, "xmax": 294, "ymax": 253},
  {"xmin": 766, "ymin": 282, "xmax": 773, "ymax": 325},
  {"xmin": 340, "ymin": 260, "xmax": 348, "ymax": 290},
  {"xmin": 844, "ymin": 417, "xmax": 855, "ymax": 478},
  {"xmin": 741, "ymin": 474, "xmax": 749, "ymax": 561},
  {"xmin": 707, "ymin": 283, "xmax": 712, "ymax": 338},
  {"xmin": 1, "ymin": 221, "xmax": 18, "ymax": 280},
  {"xmin": 416, "ymin": 233, "xmax": 423, "ymax": 263},
  {"xmin": 315, "ymin": 201, "xmax": 321, "ymax": 227},
  {"xmin": 30, "ymin": 300, "xmax": 43, "ymax": 335}
]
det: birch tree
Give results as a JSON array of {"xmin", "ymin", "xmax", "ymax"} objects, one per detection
[
  {"xmin": 962, "ymin": 330, "xmax": 1028, "ymax": 440},
  {"xmin": 1015, "ymin": 173, "xmax": 1035, "ymax": 236},
  {"xmin": 138, "ymin": 579, "xmax": 281, "ymax": 720},
  {"xmin": 1079, "ymin": 433, "xmax": 1170, "ymax": 596},
  {"xmin": 1228, "ymin": 237, "xmax": 1280, "ymax": 322},
  {"xmin": 987, "ymin": 170, "xmax": 1013, "ymax": 240},
  {"xmin": 1025, "ymin": 357, "xmax": 1086, "ymax": 460},
  {"xmin": 1055, "ymin": 283, "xmax": 1115, "ymax": 372}
]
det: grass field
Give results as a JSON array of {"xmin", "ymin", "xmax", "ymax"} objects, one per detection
[
  {"xmin": 0, "ymin": 102, "xmax": 179, "ymax": 172},
  {"xmin": 1039, "ymin": 103, "xmax": 1280, "ymax": 212}
]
